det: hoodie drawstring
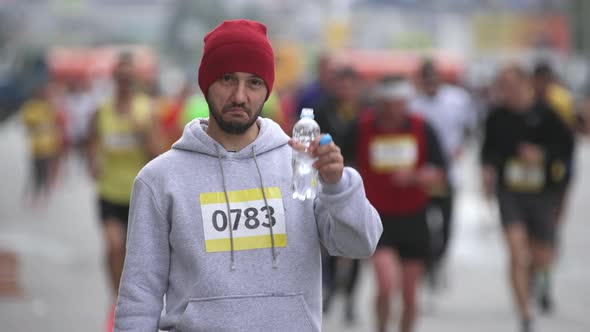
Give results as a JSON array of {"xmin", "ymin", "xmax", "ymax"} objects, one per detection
[
  {"xmin": 215, "ymin": 146, "xmax": 236, "ymax": 270},
  {"xmin": 251, "ymin": 146, "xmax": 278, "ymax": 268},
  {"xmin": 215, "ymin": 145, "xmax": 278, "ymax": 270}
]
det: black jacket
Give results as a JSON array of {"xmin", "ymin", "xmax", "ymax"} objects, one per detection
[{"xmin": 481, "ymin": 101, "xmax": 574, "ymax": 192}]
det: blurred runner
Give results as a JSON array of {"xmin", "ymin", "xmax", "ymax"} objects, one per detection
[
  {"xmin": 359, "ymin": 77, "xmax": 447, "ymax": 332},
  {"xmin": 296, "ymin": 53, "xmax": 335, "ymax": 115},
  {"xmin": 20, "ymin": 81, "xmax": 62, "ymax": 207},
  {"xmin": 481, "ymin": 64, "xmax": 574, "ymax": 332},
  {"xmin": 410, "ymin": 60, "xmax": 475, "ymax": 291},
  {"xmin": 315, "ymin": 67, "xmax": 365, "ymax": 323},
  {"xmin": 86, "ymin": 52, "xmax": 159, "ymax": 320},
  {"xmin": 63, "ymin": 75, "xmax": 101, "ymax": 171}
]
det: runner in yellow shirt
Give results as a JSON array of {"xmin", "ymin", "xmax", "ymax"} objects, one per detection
[
  {"xmin": 21, "ymin": 83, "xmax": 62, "ymax": 206},
  {"xmin": 87, "ymin": 52, "xmax": 159, "ymax": 308}
]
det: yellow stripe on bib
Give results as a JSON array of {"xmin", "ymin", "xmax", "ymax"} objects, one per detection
[
  {"xmin": 200, "ymin": 187, "xmax": 283, "ymax": 205},
  {"xmin": 205, "ymin": 234, "xmax": 287, "ymax": 252}
]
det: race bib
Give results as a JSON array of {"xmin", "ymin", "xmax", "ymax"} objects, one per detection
[
  {"xmin": 200, "ymin": 187, "xmax": 286, "ymax": 253},
  {"xmin": 103, "ymin": 133, "xmax": 141, "ymax": 150},
  {"xmin": 370, "ymin": 135, "xmax": 417, "ymax": 172},
  {"xmin": 33, "ymin": 122, "xmax": 57, "ymax": 135},
  {"xmin": 504, "ymin": 159, "xmax": 545, "ymax": 191}
]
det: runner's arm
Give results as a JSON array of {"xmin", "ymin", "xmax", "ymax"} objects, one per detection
[
  {"xmin": 540, "ymin": 108, "xmax": 575, "ymax": 165},
  {"xmin": 137, "ymin": 101, "xmax": 163, "ymax": 159},
  {"xmin": 86, "ymin": 110, "xmax": 100, "ymax": 180},
  {"xmin": 417, "ymin": 122, "xmax": 448, "ymax": 190}
]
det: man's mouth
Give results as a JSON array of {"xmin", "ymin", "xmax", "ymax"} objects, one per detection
[{"xmin": 224, "ymin": 107, "xmax": 249, "ymax": 115}]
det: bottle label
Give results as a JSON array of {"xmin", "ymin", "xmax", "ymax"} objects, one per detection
[{"xmin": 199, "ymin": 187, "xmax": 287, "ymax": 253}]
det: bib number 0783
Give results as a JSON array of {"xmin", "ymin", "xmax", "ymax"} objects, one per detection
[{"xmin": 212, "ymin": 206, "xmax": 276, "ymax": 232}]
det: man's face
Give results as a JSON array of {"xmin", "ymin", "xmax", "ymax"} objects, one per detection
[
  {"xmin": 533, "ymin": 74, "xmax": 551, "ymax": 95},
  {"xmin": 207, "ymin": 72, "xmax": 267, "ymax": 134},
  {"xmin": 379, "ymin": 98, "xmax": 408, "ymax": 121},
  {"xmin": 499, "ymin": 70, "xmax": 528, "ymax": 108},
  {"xmin": 421, "ymin": 72, "xmax": 440, "ymax": 97},
  {"xmin": 113, "ymin": 61, "xmax": 135, "ymax": 90},
  {"xmin": 335, "ymin": 75, "xmax": 359, "ymax": 104}
]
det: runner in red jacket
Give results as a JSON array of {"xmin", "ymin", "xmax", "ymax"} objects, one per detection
[{"xmin": 358, "ymin": 77, "xmax": 447, "ymax": 332}]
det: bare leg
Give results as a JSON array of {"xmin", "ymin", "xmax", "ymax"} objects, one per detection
[
  {"xmin": 504, "ymin": 223, "xmax": 532, "ymax": 321},
  {"xmin": 531, "ymin": 239, "xmax": 555, "ymax": 313},
  {"xmin": 372, "ymin": 248, "xmax": 401, "ymax": 332},
  {"xmin": 103, "ymin": 219, "xmax": 127, "ymax": 298},
  {"xmin": 400, "ymin": 260, "xmax": 424, "ymax": 332}
]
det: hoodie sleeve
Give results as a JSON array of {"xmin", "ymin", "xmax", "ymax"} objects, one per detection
[
  {"xmin": 314, "ymin": 167, "xmax": 383, "ymax": 258},
  {"xmin": 114, "ymin": 176, "xmax": 170, "ymax": 332}
]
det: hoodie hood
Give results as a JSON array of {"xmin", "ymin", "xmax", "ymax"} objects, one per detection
[{"xmin": 172, "ymin": 117, "xmax": 290, "ymax": 158}]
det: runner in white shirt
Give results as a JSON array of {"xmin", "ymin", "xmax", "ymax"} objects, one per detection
[
  {"xmin": 63, "ymin": 77, "xmax": 101, "ymax": 170},
  {"xmin": 410, "ymin": 60, "xmax": 475, "ymax": 290}
]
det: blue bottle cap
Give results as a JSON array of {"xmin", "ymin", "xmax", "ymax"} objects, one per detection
[{"xmin": 319, "ymin": 134, "xmax": 333, "ymax": 146}]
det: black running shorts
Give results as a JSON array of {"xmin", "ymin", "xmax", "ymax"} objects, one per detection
[
  {"xmin": 98, "ymin": 198, "xmax": 130, "ymax": 227},
  {"xmin": 377, "ymin": 209, "xmax": 430, "ymax": 260},
  {"xmin": 497, "ymin": 190, "xmax": 560, "ymax": 245}
]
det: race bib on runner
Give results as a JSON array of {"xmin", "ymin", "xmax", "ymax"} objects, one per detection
[
  {"xmin": 103, "ymin": 133, "xmax": 142, "ymax": 150},
  {"xmin": 504, "ymin": 159, "xmax": 545, "ymax": 191},
  {"xmin": 200, "ymin": 187, "xmax": 286, "ymax": 253},
  {"xmin": 370, "ymin": 135, "xmax": 418, "ymax": 172}
]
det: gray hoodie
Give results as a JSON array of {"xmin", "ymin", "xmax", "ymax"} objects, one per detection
[{"xmin": 114, "ymin": 117, "xmax": 382, "ymax": 332}]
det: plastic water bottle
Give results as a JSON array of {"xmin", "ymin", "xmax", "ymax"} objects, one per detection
[{"xmin": 292, "ymin": 108, "xmax": 321, "ymax": 200}]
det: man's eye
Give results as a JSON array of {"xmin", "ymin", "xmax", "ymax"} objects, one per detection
[
  {"xmin": 222, "ymin": 74, "xmax": 234, "ymax": 82},
  {"xmin": 249, "ymin": 79, "xmax": 264, "ymax": 87}
]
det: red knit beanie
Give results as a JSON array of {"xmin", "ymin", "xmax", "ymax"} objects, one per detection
[{"xmin": 198, "ymin": 19, "xmax": 275, "ymax": 100}]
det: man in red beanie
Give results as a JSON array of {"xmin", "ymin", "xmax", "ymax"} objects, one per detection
[{"xmin": 114, "ymin": 19, "xmax": 382, "ymax": 332}]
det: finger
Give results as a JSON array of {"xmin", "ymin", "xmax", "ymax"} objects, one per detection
[
  {"xmin": 309, "ymin": 133, "xmax": 332, "ymax": 155},
  {"xmin": 313, "ymin": 152, "xmax": 343, "ymax": 169},
  {"xmin": 314, "ymin": 154, "xmax": 344, "ymax": 169},
  {"xmin": 308, "ymin": 137, "xmax": 321, "ymax": 155},
  {"xmin": 313, "ymin": 141, "xmax": 340, "ymax": 158},
  {"xmin": 288, "ymin": 139, "xmax": 308, "ymax": 153},
  {"xmin": 317, "ymin": 164, "xmax": 344, "ymax": 182}
]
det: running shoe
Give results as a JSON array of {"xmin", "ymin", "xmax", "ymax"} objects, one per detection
[{"xmin": 539, "ymin": 291, "xmax": 554, "ymax": 314}]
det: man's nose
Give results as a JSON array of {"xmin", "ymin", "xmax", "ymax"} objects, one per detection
[{"xmin": 230, "ymin": 81, "xmax": 247, "ymax": 104}]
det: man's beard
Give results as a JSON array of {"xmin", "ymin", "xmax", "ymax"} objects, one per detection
[{"xmin": 209, "ymin": 102, "xmax": 262, "ymax": 134}]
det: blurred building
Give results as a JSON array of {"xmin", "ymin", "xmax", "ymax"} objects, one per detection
[{"xmin": 0, "ymin": 0, "xmax": 588, "ymax": 96}]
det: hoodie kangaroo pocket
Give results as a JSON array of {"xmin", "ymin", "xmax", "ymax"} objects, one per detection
[{"xmin": 175, "ymin": 293, "xmax": 316, "ymax": 332}]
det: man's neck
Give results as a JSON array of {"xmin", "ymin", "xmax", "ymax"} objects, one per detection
[
  {"xmin": 511, "ymin": 88, "xmax": 535, "ymax": 113},
  {"xmin": 116, "ymin": 90, "xmax": 132, "ymax": 104},
  {"xmin": 206, "ymin": 120, "xmax": 260, "ymax": 152},
  {"xmin": 378, "ymin": 113, "xmax": 407, "ymax": 131}
]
